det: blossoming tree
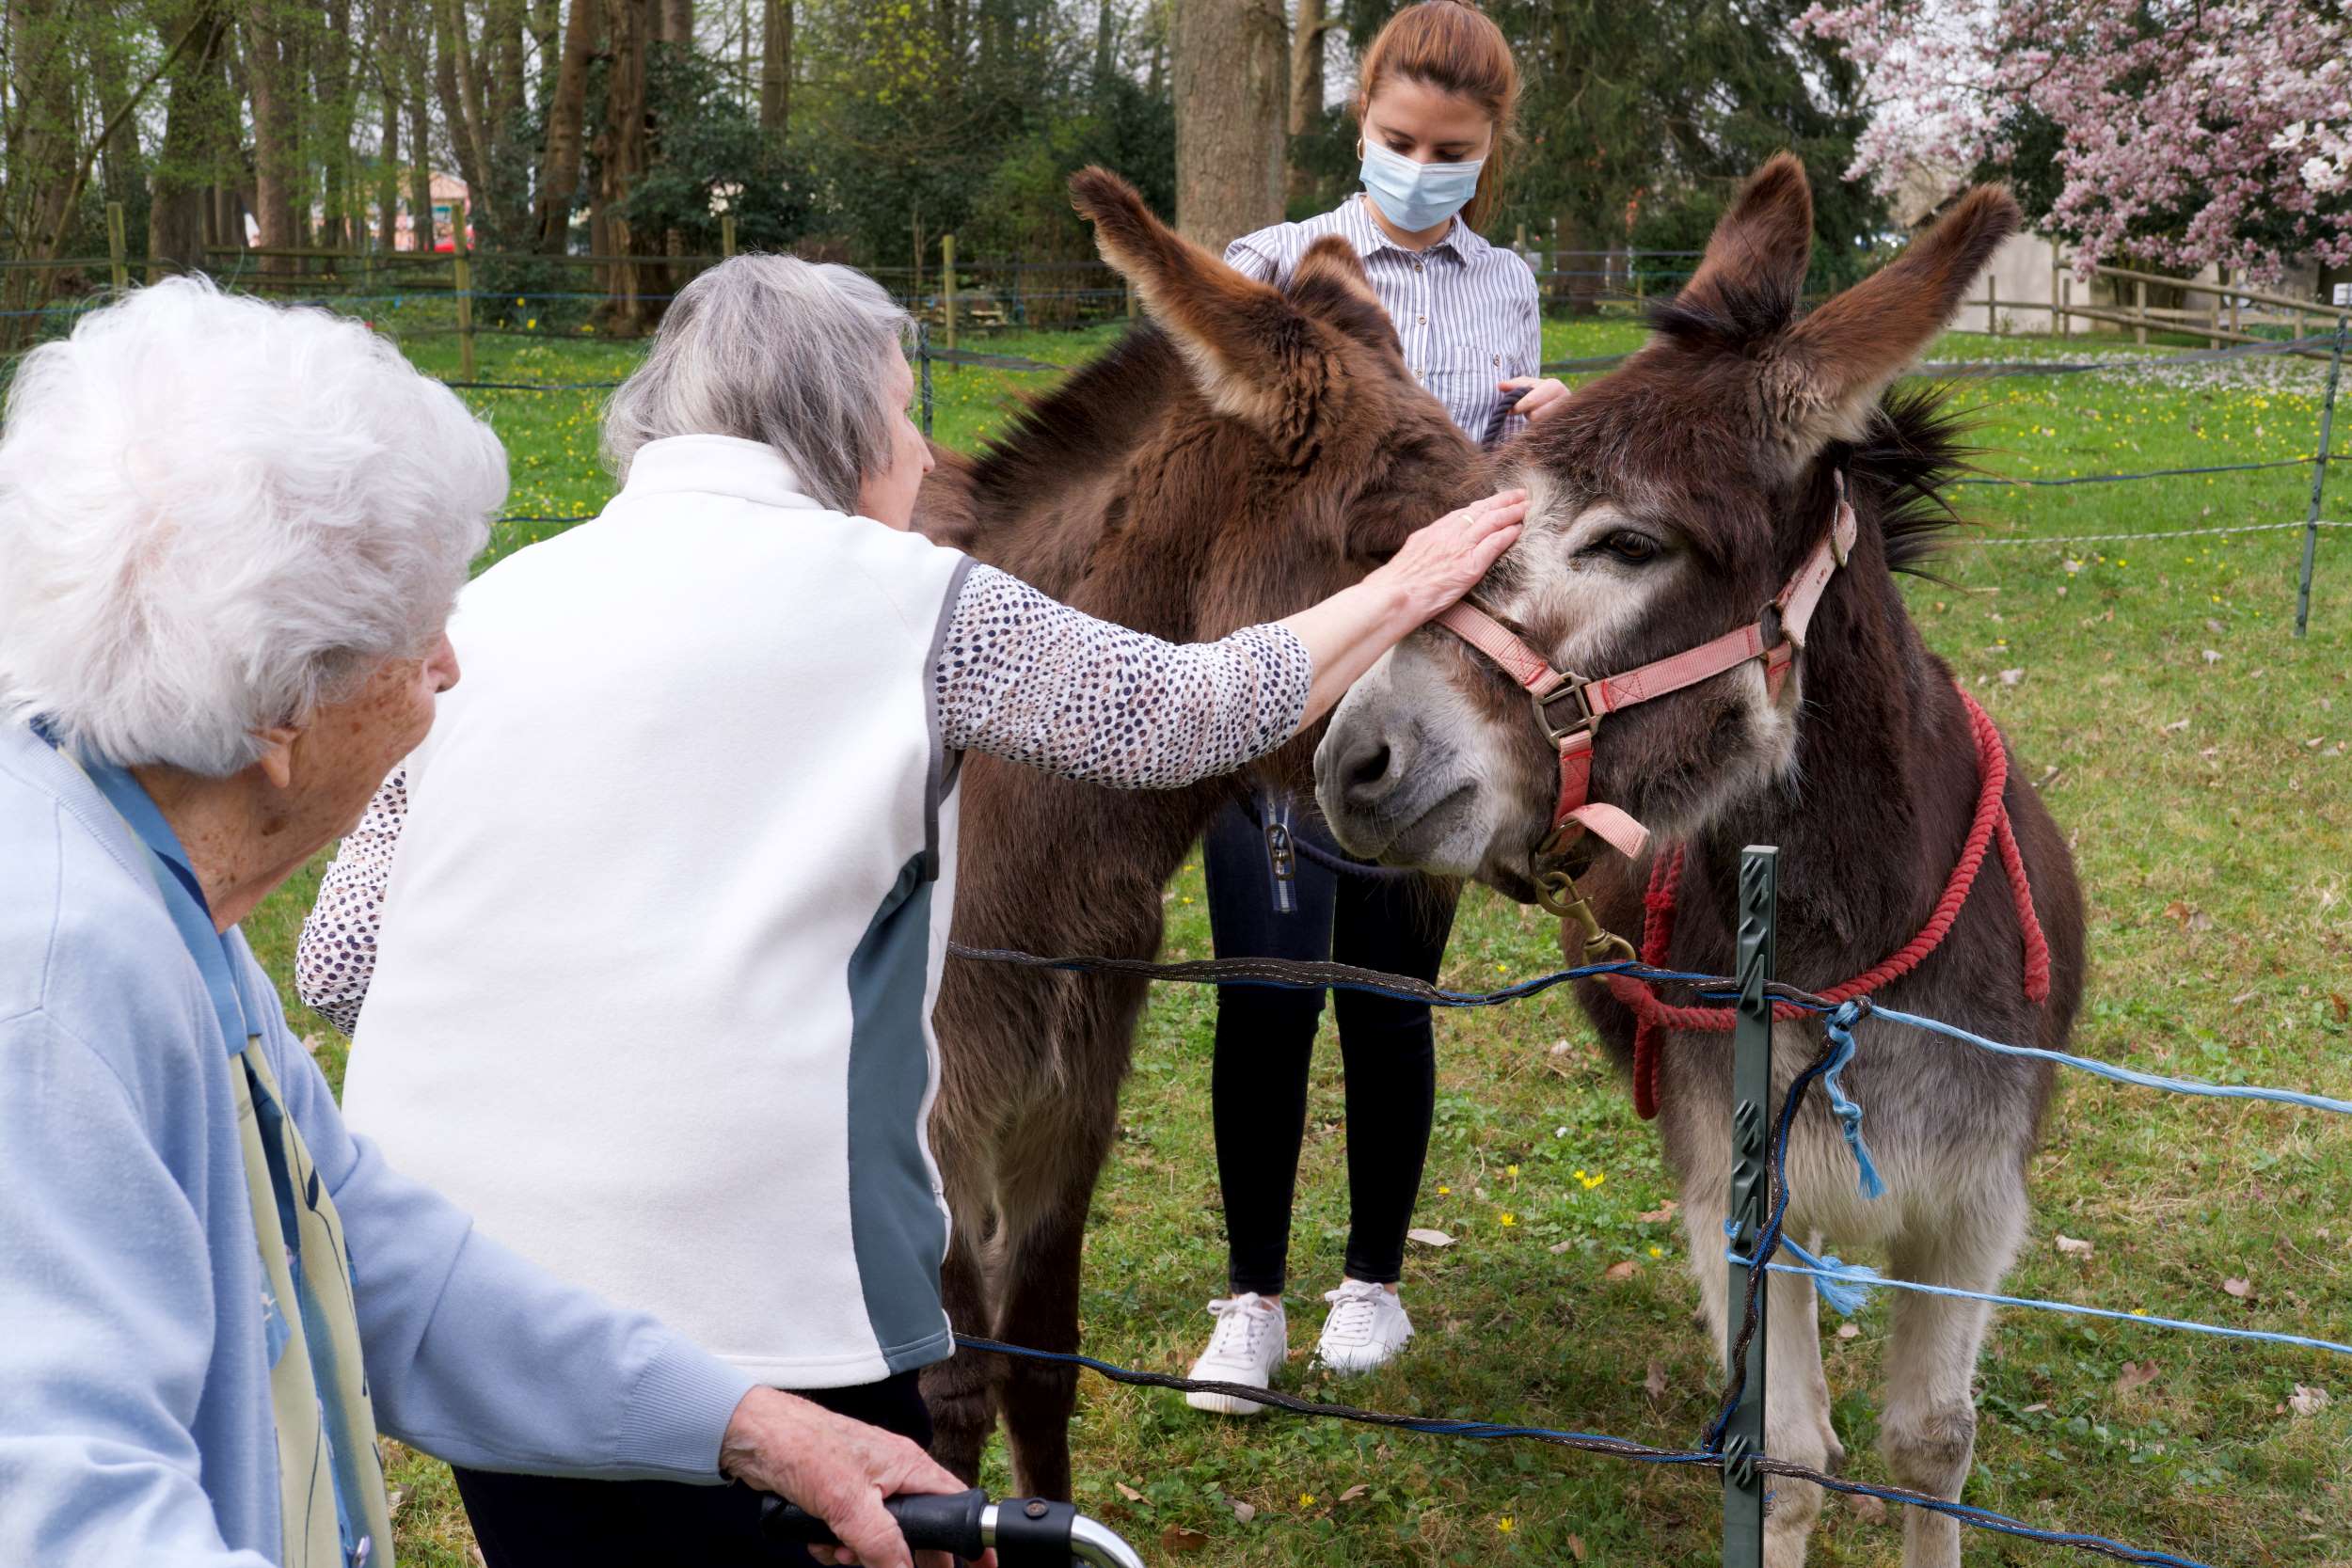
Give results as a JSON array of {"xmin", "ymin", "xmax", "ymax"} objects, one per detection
[{"xmin": 1795, "ymin": 0, "xmax": 2350, "ymax": 282}]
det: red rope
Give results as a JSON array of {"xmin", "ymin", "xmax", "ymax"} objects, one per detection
[{"xmin": 1609, "ymin": 687, "xmax": 2052, "ymax": 1120}]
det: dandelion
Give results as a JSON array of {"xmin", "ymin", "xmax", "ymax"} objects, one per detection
[
  {"xmin": 1499, "ymin": 1212, "xmax": 1517, "ymax": 1227},
  {"xmin": 1299, "ymin": 1494, "xmax": 1315, "ymax": 1508},
  {"xmin": 1580, "ymin": 1170, "xmax": 1606, "ymax": 1191},
  {"xmin": 1497, "ymin": 1517, "xmax": 1516, "ymax": 1534},
  {"xmin": 1438, "ymin": 1184, "xmax": 1451, "ymax": 1196},
  {"xmin": 1505, "ymin": 1164, "xmax": 1519, "ymax": 1178},
  {"xmin": 1649, "ymin": 1245, "xmax": 1664, "ymax": 1259}
]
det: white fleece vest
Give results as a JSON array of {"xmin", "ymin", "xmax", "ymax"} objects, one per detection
[{"xmin": 342, "ymin": 435, "xmax": 974, "ymax": 1388}]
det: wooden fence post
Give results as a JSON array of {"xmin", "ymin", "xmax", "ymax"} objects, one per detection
[
  {"xmin": 2134, "ymin": 278, "xmax": 2148, "ymax": 346},
  {"xmin": 942, "ymin": 232, "xmax": 958, "ymax": 374},
  {"xmin": 1987, "ymin": 275, "xmax": 1999, "ymax": 335},
  {"xmin": 1722, "ymin": 846, "xmax": 1777, "ymax": 1568},
  {"xmin": 2060, "ymin": 273, "xmax": 2072, "ymax": 341},
  {"xmin": 452, "ymin": 198, "xmax": 476, "ymax": 381},
  {"xmin": 2207, "ymin": 268, "xmax": 2222, "ymax": 348},
  {"xmin": 721, "ymin": 214, "xmax": 738, "ymax": 259}
]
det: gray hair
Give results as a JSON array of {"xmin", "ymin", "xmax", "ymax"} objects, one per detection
[
  {"xmin": 600, "ymin": 254, "xmax": 913, "ymax": 513},
  {"xmin": 0, "ymin": 277, "xmax": 501, "ymax": 775}
]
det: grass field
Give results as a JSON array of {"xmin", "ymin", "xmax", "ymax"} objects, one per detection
[{"xmin": 242, "ymin": 310, "xmax": 2351, "ymax": 1568}]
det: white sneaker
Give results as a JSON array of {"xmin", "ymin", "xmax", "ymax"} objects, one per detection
[
  {"xmin": 1184, "ymin": 1292, "xmax": 1287, "ymax": 1415},
  {"xmin": 1314, "ymin": 1279, "xmax": 1413, "ymax": 1373}
]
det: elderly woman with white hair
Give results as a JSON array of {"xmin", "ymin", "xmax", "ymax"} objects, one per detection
[
  {"xmin": 0, "ymin": 279, "xmax": 988, "ymax": 1568},
  {"xmin": 295, "ymin": 253, "xmax": 1523, "ymax": 1568}
]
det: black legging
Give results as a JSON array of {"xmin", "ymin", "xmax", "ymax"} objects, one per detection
[
  {"xmin": 1202, "ymin": 797, "xmax": 1457, "ymax": 1296},
  {"xmin": 451, "ymin": 1370, "xmax": 930, "ymax": 1568}
]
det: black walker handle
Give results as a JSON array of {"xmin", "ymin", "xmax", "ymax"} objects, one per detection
[
  {"xmin": 761, "ymin": 1488, "xmax": 1130, "ymax": 1566},
  {"xmin": 760, "ymin": 1487, "xmax": 991, "ymax": 1559}
]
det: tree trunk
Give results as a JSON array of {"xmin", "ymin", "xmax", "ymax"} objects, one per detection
[
  {"xmin": 596, "ymin": 0, "xmax": 654, "ymax": 331},
  {"xmin": 404, "ymin": 29, "xmax": 435, "ymax": 248},
  {"xmin": 1171, "ymin": 0, "xmax": 1285, "ymax": 249},
  {"xmin": 149, "ymin": 0, "xmax": 233, "ymax": 278},
  {"xmin": 660, "ymin": 0, "xmax": 691, "ymax": 43},
  {"xmin": 1286, "ymin": 0, "xmax": 1327, "ymax": 204},
  {"xmin": 315, "ymin": 0, "xmax": 358, "ymax": 252},
  {"xmin": 536, "ymin": 0, "xmax": 597, "ymax": 249},
  {"xmin": 757, "ymin": 0, "xmax": 789, "ymax": 134},
  {"xmin": 244, "ymin": 0, "xmax": 301, "ymax": 272},
  {"xmin": 435, "ymin": 0, "xmax": 493, "ymax": 221},
  {"xmin": 375, "ymin": 73, "xmax": 400, "ymax": 253}
]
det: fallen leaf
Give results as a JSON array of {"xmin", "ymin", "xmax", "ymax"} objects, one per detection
[
  {"xmin": 1549, "ymin": 1038, "xmax": 1572, "ymax": 1055},
  {"xmin": 2186, "ymin": 909, "xmax": 2213, "ymax": 933},
  {"xmin": 1999, "ymin": 667, "xmax": 2025, "ymax": 686},
  {"xmin": 386, "ymin": 1488, "xmax": 407, "ymax": 1520},
  {"xmin": 1636, "ymin": 1200, "xmax": 1679, "ymax": 1224},
  {"xmin": 1406, "ymin": 1227, "xmax": 1454, "ymax": 1248},
  {"xmin": 1844, "ymin": 1492, "xmax": 1889, "ymax": 1525},
  {"xmin": 1338, "ymin": 1484, "xmax": 1368, "ymax": 1503},
  {"xmin": 1160, "ymin": 1526, "xmax": 1209, "ymax": 1555},
  {"xmin": 2201, "ymin": 649, "xmax": 2221, "ymax": 664},
  {"xmin": 2114, "ymin": 1360, "xmax": 2161, "ymax": 1396},
  {"xmin": 2055, "ymin": 1233, "xmax": 2095, "ymax": 1258},
  {"xmin": 1116, "ymin": 1482, "xmax": 1145, "ymax": 1504},
  {"xmin": 1567, "ymin": 1533, "xmax": 1589, "ymax": 1560},
  {"xmin": 1645, "ymin": 1361, "xmax": 1668, "ymax": 1402},
  {"xmin": 2163, "ymin": 718, "xmax": 2190, "ymax": 733},
  {"xmin": 2021, "ymin": 1402, "xmax": 2049, "ymax": 1414},
  {"xmin": 2331, "ymin": 993, "xmax": 2349, "ymax": 1022},
  {"xmin": 2223, "ymin": 1276, "xmax": 2252, "ymax": 1300},
  {"xmin": 2229, "ymin": 990, "xmax": 2257, "ymax": 1006},
  {"xmin": 1836, "ymin": 1323, "xmax": 1861, "ymax": 1340},
  {"xmin": 1229, "ymin": 1499, "xmax": 1256, "ymax": 1524},
  {"xmin": 2161, "ymin": 902, "xmax": 2191, "ymax": 929},
  {"xmin": 1605, "ymin": 1259, "xmax": 1640, "ymax": 1281},
  {"xmin": 1548, "ymin": 1240, "xmax": 1572, "ymax": 1255},
  {"xmin": 2289, "ymin": 1384, "xmax": 2332, "ymax": 1417}
]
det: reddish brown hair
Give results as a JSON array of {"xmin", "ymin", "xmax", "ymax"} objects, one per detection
[{"xmin": 1354, "ymin": 1, "xmax": 1520, "ymax": 232}]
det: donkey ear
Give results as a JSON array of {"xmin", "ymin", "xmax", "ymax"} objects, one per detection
[
  {"xmin": 1069, "ymin": 165, "xmax": 1302, "ymax": 430},
  {"xmin": 1769, "ymin": 185, "xmax": 2022, "ymax": 456},
  {"xmin": 1675, "ymin": 153, "xmax": 1817, "ymax": 325},
  {"xmin": 1287, "ymin": 236, "xmax": 1400, "ymax": 356}
]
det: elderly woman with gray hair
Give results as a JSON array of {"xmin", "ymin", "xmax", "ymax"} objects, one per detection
[
  {"xmin": 295, "ymin": 253, "xmax": 1523, "ymax": 1568},
  {"xmin": 0, "ymin": 278, "xmax": 985, "ymax": 1568}
]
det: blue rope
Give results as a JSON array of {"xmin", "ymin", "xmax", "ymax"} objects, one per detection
[
  {"xmin": 955, "ymin": 1335, "xmax": 2216, "ymax": 1567},
  {"xmin": 1724, "ymin": 1239, "xmax": 2352, "ymax": 1357},
  {"xmin": 1820, "ymin": 1000, "xmax": 1887, "ymax": 1198},
  {"xmin": 1867, "ymin": 1004, "xmax": 2352, "ymax": 1115}
]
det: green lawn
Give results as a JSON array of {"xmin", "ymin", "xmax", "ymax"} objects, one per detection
[{"xmin": 242, "ymin": 313, "xmax": 2351, "ymax": 1567}]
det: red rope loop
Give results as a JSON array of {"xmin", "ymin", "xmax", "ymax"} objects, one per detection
[{"xmin": 1609, "ymin": 686, "xmax": 2052, "ymax": 1120}]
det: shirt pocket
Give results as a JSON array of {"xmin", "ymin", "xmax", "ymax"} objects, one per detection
[{"xmin": 1424, "ymin": 340, "xmax": 1519, "ymax": 446}]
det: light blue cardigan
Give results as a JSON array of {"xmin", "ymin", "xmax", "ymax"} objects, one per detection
[{"xmin": 0, "ymin": 719, "xmax": 760, "ymax": 1566}]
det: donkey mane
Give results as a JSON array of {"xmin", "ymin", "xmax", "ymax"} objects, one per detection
[
  {"xmin": 1840, "ymin": 382, "xmax": 1979, "ymax": 578},
  {"xmin": 961, "ymin": 325, "xmax": 1179, "ymax": 524}
]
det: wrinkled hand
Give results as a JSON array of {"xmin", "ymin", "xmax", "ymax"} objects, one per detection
[
  {"xmin": 720, "ymin": 1387, "xmax": 994, "ymax": 1568},
  {"xmin": 1500, "ymin": 375, "xmax": 1572, "ymax": 422},
  {"xmin": 1369, "ymin": 488, "xmax": 1529, "ymax": 624}
]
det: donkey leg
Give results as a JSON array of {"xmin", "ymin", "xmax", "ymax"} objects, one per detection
[
  {"xmin": 1880, "ymin": 1196, "xmax": 2024, "ymax": 1568},
  {"xmin": 923, "ymin": 1220, "xmax": 1003, "ymax": 1484},
  {"xmin": 992, "ymin": 1184, "xmax": 1092, "ymax": 1502}
]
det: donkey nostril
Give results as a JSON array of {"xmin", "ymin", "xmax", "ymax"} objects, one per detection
[{"xmin": 1343, "ymin": 740, "xmax": 1394, "ymax": 804}]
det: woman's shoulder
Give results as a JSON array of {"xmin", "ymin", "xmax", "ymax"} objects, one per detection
[{"xmin": 1224, "ymin": 202, "xmax": 1364, "ymax": 281}]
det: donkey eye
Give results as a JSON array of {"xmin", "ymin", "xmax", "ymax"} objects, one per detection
[{"xmin": 1596, "ymin": 530, "xmax": 1660, "ymax": 564}]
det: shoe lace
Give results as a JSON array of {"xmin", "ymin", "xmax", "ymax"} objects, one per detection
[
  {"xmin": 1203, "ymin": 1295, "xmax": 1275, "ymax": 1360},
  {"xmin": 1320, "ymin": 1281, "xmax": 1388, "ymax": 1348}
]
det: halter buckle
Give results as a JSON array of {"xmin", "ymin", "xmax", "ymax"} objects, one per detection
[
  {"xmin": 1532, "ymin": 679, "xmax": 1599, "ymax": 748},
  {"xmin": 1535, "ymin": 863, "xmax": 1639, "ymax": 965}
]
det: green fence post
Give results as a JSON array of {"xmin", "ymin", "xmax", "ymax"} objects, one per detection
[
  {"xmin": 1723, "ymin": 845, "xmax": 1776, "ymax": 1568},
  {"xmin": 106, "ymin": 202, "xmax": 128, "ymax": 290},
  {"xmin": 942, "ymin": 233, "xmax": 958, "ymax": 374},
  {"xmin": 2296, "ymin": 303, "xmax": 2347, "ymax": 639},
  {"xmin": 722, "ymin": 213, "xmax": 738, "ymax": 259},
  {"xmin": 451, "ymin": 198, "xmax": 476, "ymax": 382}
]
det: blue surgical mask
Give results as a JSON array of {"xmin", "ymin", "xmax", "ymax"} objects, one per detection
[{"xmin": 1359, "ymin": 140, "xmax": 1484, "ymax": 233}]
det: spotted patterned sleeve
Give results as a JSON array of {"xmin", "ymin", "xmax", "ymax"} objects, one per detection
[
  {"xmin": 933, "ymin": 565, "xmax": 1313, "ymax": 790},
  {"xmin": 294, "ymin": 768, "xmax": 408, "ymax": 1035}
]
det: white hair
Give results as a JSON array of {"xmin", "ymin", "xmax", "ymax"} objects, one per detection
[
  {"xmin": 600, "ymin": 253, "xmax": 912, "ymax": 514},
  {"xmin": 0, "ymin": 277, "xmax": 502, "ymax": 775}
]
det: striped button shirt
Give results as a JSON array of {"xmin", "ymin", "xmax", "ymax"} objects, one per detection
[{"xmin": 1226, "ymin": 194, "xmax": 1542, "ymax": 450}]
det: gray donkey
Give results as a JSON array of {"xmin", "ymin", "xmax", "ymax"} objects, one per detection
[{"xmin": 1314, "ymin": 155, "xmax": 2087, "ymax": 1568}]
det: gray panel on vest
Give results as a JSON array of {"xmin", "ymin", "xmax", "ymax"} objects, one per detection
[{"xmin": 844, "ymin": 853, "xmax": 954, "ymax": 1370}]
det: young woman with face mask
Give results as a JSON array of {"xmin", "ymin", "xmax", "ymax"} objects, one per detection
[{"xmin": 1185, "ymin": 0, "xmax": 1563, "ymax": 1413}]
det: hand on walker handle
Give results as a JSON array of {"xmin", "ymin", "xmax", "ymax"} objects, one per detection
[{"xmin": 720, "ymin": 1387, "xmax": 996, "ymax": 1568}]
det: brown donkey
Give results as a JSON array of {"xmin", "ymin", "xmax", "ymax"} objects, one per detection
[
  {"xmin": 1315, "ymin": 156, "xmax": 2087, "ymax": 1568},
  {"xmin": 914, "ymin": 167, "xmax": 1493, "ymax": 1497}
]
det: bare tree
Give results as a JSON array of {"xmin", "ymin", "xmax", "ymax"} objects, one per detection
[
  {"xmin": 1171, "ymin": 0, "xmax": 1286, "ymax": 248},
  {"xmin": 534, "ymin": 0, "xmax": 597, "ymax": 249},
  {"xmin": 244, "ymin": 0, "xmax": 303, "ymax": 269},
  {"xmin": 149, "ymin": 0, "xmax": 235, "ymax": 277}
]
